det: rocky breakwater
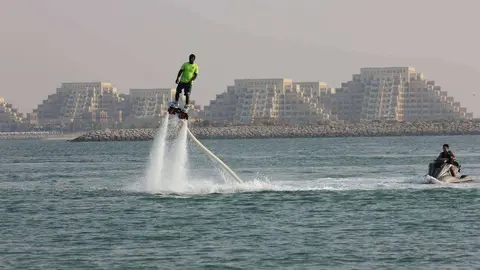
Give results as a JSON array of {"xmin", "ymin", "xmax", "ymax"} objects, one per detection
[
  {"xmin": 190, "ymin": 122, "xmax": 480, "ymax": 139},
  {"xmin": 70, "ymin": 121, "xmax": 480, "ymax": 142},
  {"xmin": 70, "ymin": 129, "xmax": 157, "ymax": 141}
]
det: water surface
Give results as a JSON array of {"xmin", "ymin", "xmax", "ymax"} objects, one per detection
[{"xmin": 1, "ymin": 135, "xmax": 479, "ymax": 269}]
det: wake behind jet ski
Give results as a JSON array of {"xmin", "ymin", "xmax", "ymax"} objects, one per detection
[{"xmin": 426, "ymin": 144, "xmax": 472, "ymax": 183}]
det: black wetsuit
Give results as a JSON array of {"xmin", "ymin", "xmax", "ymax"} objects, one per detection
[
  {"xmin": 438, "ymin": 150, "xmax": 455, "ymax": 164},
  {"xmin": 438, "ymin": 150, "xmax": 460, "ymax": 171}
]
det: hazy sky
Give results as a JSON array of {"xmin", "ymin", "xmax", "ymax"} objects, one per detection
[{"xmin": 1, "ymin": 0, "xmax": 479, "ymax": 116}]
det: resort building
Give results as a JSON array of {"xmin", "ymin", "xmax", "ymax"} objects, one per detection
[
  {"xmin": 330, "ymin": 67, "xmax": 473, "ymax": 122},
  {"xmin": 128, "ymin": 88, "xmax": 176, "ymax": 118},
  {"xmin": 32, "ymin": 82, "xmax": 202, "ymax": 127},
  {"xmin": 0, "ymin": 97, "xmax": 24, "ymax": 131},
  {"xmin": 201, "ymin": 78, "xmax": 335, "ymax": 124},
  {"xmin": 26, "ymin": 67, "xmax": 474, "ymax": 128},
  {"xmin": 403, "ymin": 73, "xmax": 473, "ymax": 121},
  {"xmin": 34, "ymin": 82, "xmax": 126, "ymax": 125}
]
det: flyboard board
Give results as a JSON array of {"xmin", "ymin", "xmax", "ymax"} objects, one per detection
[{"xmin": 167, "ymin": 106, "xmax": 189, "ymax": 120}]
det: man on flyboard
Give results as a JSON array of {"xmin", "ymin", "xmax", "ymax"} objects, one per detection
[{"xmin": 168, "ymin": 54, "xmax": 198, "ymax": 118}]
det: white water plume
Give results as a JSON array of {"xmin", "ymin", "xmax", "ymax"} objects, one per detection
[
  {"xmin": 142, "ymin": 117, "xmax": 190, "ymax": 193},
  {"xmin": 138, "ymin": 114, "xmax": 247, "ymax": 195},
  {"xmin": 164, "ymin": 121, "xmax": 189, "ymax": 192},
  {"xmin": 144, "ymin": 114, "xmax": 169, "ymax": 192}
]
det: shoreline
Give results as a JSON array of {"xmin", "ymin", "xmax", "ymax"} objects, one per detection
[{"xmin": 70, "ymin": 122, "xmax": 480, "ymax": 142}]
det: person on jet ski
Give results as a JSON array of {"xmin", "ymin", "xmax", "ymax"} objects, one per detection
[{"xmin": 437, "ymin": 144, "xmax": 461, "ymax": 173}]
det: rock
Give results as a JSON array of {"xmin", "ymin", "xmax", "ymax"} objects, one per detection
[{"xmin": 69, "ymin": 121, "xmax": 480, "ymax": 142}]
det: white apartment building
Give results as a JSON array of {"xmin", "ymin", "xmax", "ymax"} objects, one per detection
[
  {"xmin": 403, "ymin": 73, "xmax": 472, "ymax": 121},
  {"xmin": 331, "ymin": 67, "xmax": 473, "ymax": 122},
  {"xmin": 358, "ymin": 67, "xmax": 412, "ymax": 121},
  {"xmin": 0, "ymin": 97, "xmax": 24, "ymax": 131},
  {"xmin": 328, "ymin": 77, "xmax": 364, "ymax": 122},
  {"xmin": 293, "ymin": 81, "xmax": 336, "ymax": 114},
  {"xmin": 34, "ymin": 82, "xmax": 202, "ymax": 125},
  {"xmin": 128, "ymin": 88, "xmax": 175, "ymax": 118},
  {"xmin": 202, "ymin": 78, "xmax": 334, "ymax": 124},
  {"xmin": 35, "ymin": 81, "xmax": 125, "ymax": 124}
]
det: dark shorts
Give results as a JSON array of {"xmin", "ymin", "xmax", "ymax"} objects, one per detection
[{"xmin": 176, "ymin": 82, "xmax": 192, "ymax": 95}]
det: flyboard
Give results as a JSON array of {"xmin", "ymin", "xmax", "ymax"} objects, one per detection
[
  {"xmin": 168, "ymin": 106, "xmax": 188, "ymax": 120},
  {"xmin": 167, "ymin": 105, "xmax": 243, "ymax": 184}
]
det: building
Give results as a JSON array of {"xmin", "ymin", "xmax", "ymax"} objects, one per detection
[
  {"xmin": 34, "ymin": 82, "xmax": 126, "ymax": 125},
  {"xmin": 26, "ymin": 112, "xmax": 38, "ymax": 125},
  {"xmin": 0, "ymin": 97, "xmax": 25, "ymax": 131},
  {"xmin": 293, "ymin": 81, "xmax": 336, "ymax": 116},
  {"xmin": 330, "ymin": 67, "xmax": 473, "ymax": 122},
  {"xmin": 128, "ymin": 88, "xmax": 175, "ymax": 118},
  {"xmin": 32, "ymin": 82, "xmax": 203, "ymax": 128},
  {"xmin": 404, "ymin": 73, "xmax": 473, "ymax": 121},
  {"xmin": 202, "ymin": 78, "xmax": 335, "ymax": 124}
]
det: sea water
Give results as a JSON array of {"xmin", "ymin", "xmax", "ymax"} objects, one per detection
[{"xmin": 1, "ymin": 135, "xmax": 480, "ymax": 269}]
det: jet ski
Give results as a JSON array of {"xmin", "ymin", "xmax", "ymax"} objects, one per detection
[{"xmin": 427, "ymin": 158, "xmax": 472, "ymax": 183}]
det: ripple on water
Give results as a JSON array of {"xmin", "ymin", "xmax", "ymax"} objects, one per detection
[{"xmin": 1, "ymin": 137, "xmax": 480, "ymax": 269}]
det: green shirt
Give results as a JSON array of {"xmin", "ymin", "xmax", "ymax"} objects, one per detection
[{"xmin": 180, "ymin": 62, "xmax": 199, "ymax": 83}]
